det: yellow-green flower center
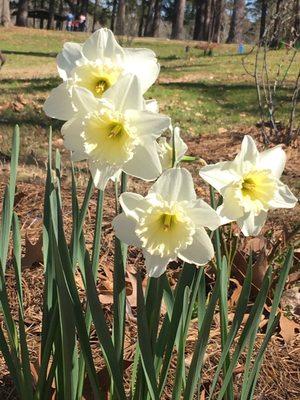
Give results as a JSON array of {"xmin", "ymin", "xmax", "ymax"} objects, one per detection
[
  {"xmin": 239, "ymin": 169, "xmax": 277, "ymax": 212},
  {"xmin": 83, "ymin": 112, "xmax": 137, "ymax": 165},
  {"xmin": 73, "ymin": 63, "xmax": 122, "ymax": 98},
  {"xmin": 94, "ymin": 79, "xmax": 110, "ymax": 95},
  {"xmin": 136, "ymin": 203, "xmax": 195, "ymax": 257}
]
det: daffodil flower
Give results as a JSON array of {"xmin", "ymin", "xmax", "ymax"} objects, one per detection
[
  {"xmin": 61, "ymin": 74, "xmax": 170, "ymax": 189},
  {"xmin": 199, "ymin": 135, "xmax": 297, "ymax": 236},
  {"xmin": 113, "ymin": 168, "xmax": 221, "ymax": 277},
  {"xmin": 44, "ymin": 28, "xmax": 160, "ymax": 120},
  {"xmin": 157, "ymin": 127, "xmax": 188, "ymax": 169}
]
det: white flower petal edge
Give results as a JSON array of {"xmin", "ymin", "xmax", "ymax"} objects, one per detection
[
  {"xmin": 44, "ymin": 28, "xmax": 160, "ymax": 121},
  {"xmin": 157, "ymin": 126, "xmax": 188, "ymax": 170},
  {"xmin": 199, "ymin": 135, "xmax": 298, "ymax": 236},
  {"xmin": 112, "ymin": 168, "xmax": 221, "ymax": 277},
  {"xmin": 61, "ymin": 74, "xmax": 170, "ymax": 190}
]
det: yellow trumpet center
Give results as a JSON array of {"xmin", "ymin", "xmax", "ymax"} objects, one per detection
[
  {"xmin": 136, "ymin": 203, "xmax": 195, "ymax": 258},
  {"xmin": 73, "ymin": 63, "xmax": 122, "ymax": 98},
  {"xmin": 83, "ymin": 112, "xmax": 137, "ymax": 166},
  {"xmin": 161, "ymin": 213, "xmax": 177, "ymax": 231},
  {"xmin": 94, "ymin": 79, "xmax": 109, "ymax": 95}
]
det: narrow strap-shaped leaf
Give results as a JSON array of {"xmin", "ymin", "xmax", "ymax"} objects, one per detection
[
  {"xmin": 84, "ymin": 251, "xmax": 127, "ymax": 400},
  {"xmin": 208, "ymin": 256, "xmax": 253, "ymax": 399},
  {"xmin": 241, "ymin": 248, "xmax": 294, "ymax": 399},
  {"xmin": 157, "ymin": 264, "xmax": 196, "ymax": 396},
  {"xmin": 215, "ymin": 267, "xmax": 272, "ymax": 400},
  {"xmin": 183, "ymin": 275, "xmax": 220, "ymax": 400},
  {"xmin": 137, "ymin": 272, "xmax": 159, "ymax": 400}
]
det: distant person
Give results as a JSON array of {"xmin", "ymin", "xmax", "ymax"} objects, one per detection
[
  {"xmin": 66, "ymin": 12, "xmax": 74, "ymax": 31},
  {"xmin": 78, "ymin": 14, "xmax": 87, "ymax": 32},
  {"xmin": 238, "ymin": 43, "xmax": 245, "ymax": 54}
]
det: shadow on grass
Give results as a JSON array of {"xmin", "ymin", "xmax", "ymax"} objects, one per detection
[
  {"xmin": 2, "ymin": 49, "xmax": 57, "ymax": 58},
  {"xmin": 157, "ymin": 81, "xmax": 293, "ymax": 118},
  {"xmin": 1, "ymin": 76, "xmax": 61, "ymax": 95}
]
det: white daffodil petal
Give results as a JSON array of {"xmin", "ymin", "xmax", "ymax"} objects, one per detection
[
  {"xmin": 150, "ymin": 168, "xmax": 196, "ymax": 202},
  {"xmin": 82, "ymin": 28, "xmax": 124, "ymax": 63},
  {"xmin": 144, "ymin": 252, "xmax": 172, "ymax": 278},
  {"xmin": 119, "ymin": 192, "xmax": 148, "ymax": 220},
  {"xmin": 238, "ymin": 211, "xmax": 268, "ymax": 236},
  {"xmin": 216, "ymin": 204, "xmax": 235, "ymax": 225},
  {"xmin": 57, "ymin": 42, "xmax": 83, "ymax": 80},
  {"xmin": 144, "ymin": 99, "xmax": 159, "ymax": 113},
  {"xmin": 43, "ymin": 82, "xmax": 75, "ymax": 121},
  {"xmin": 269, "ymin": 181, "xmax": 298, "ymax": 209},
  {"xmin": 235, "ymin": 135, "xmax": 259, "ymax": 165},
  {"xmin": 178, "ymin": 227, "xmax": 214, "ymax": 265},
  {"xmin": 112, "ymin": 213, "xmax": 141, "ymax": 247},
  {"xmin": 174, "ymin": 127, "xmax": 188, "ymax": 161},
  {"xmin": 187, "ymin": 199, "xmax": 221, "ymax": 231},
  {"xmin": 61, "ymin": 118, "xmax": 86, "ymax": 160},
  {"xmin": 128, "ymin": 110, "xmax": 170, "ymax": 139},
  {"xmin": 103, "ymin": 74, "xmax": 144, "ymax": 112},
  {"xmin": 199, "ymin": 161, "xmax": 238, "ymax": 192},
  {"xmin": 70, "ymin": 86, "xmax": 100, "ymax": 114},
  {"xmin": 123, "ymin": 48, "xmax": 160, "ymax": 93},
  {"xmin": 89, "ymin": 162, "xmax": 119, "ymax": 190},
  {"xmin": 123, "ymin": 141, "xmax": 162, "ymax": 181},
  {"xmin": 258, "ymin": 145, "xmax": 286, "ymax": 179}
]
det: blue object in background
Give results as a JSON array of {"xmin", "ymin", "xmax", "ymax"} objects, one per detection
[{"xmin": 238, "ymin": 43, "xmax": 245, "ymax": 54}]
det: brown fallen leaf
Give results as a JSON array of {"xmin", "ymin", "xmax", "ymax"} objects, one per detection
[
  {"xmin": 279, "ymin": 314, "xmax": 299, "ymax": 343},
  {"xmin": 21, "ymin": 234, "xmax": 43, "ymax": 268}
]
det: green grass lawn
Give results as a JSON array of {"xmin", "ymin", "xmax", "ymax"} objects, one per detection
[{"xmin": 0, "ymin": 27, "xmax": 299, "ymax": 160}]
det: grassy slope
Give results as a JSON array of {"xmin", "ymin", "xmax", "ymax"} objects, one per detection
[{"xmin": 0, "ymin": 27, "xmax": 299, "ymax": 159}]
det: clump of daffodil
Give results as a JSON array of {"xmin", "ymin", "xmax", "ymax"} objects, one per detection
[
  {"xmin": 199, "ymin": 135, "xmax": 297, "ymax": 236},
  {"xmin": 44, "ymin": 28, "xmax": 159, "ymax": 120},
  {"xmin": 60, "ymin": 74, "xmax": 170, "ymax": 189},
  {"xmin": 113, "ymin": 168, "xmax": 221, "ymax": 277},
  {"xmin": 157, "ymin": 127, "xmax": 188, "ymax": 169}
]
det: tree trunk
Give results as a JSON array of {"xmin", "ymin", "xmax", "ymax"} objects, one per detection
[
  {"xmin": 193, "ymin": 0, "xmax": 206, "ymax": 40},
  {"xmin": 40, "ymin": 0, "xmax": 44, "ymax": 29},
  {"xmin": 270, "ymin": 0, "xmax": 283, "ymax": 48},
  {"xmin": 144, "ymin": 0, "xmax": 155, "ymax": 36},
  {"xmin": 81, "ymin": 0, "xmax": 89, "ymax": 16},
  {"xmin": 16, "ymin": 0, "xmax": 28, "ymax": 26},
  {"xmin": 47, "ymin": 0, "xmax": 55, "ymax": 29},
  {"xmin": 151, "ymin": 0, "xmax": 161, "ymax": 37},
  {"xmin": 294, "ymin": 0, "xmax": 300, "ymax": 39},
  {"xmin": 212, "ymin": 0, "xmax": 223, "ymax": 42},
  {"xmin": 115, "ymin": 0, "xmax": 125, "ymax": 35},
  {"xmin": 110, "ymin": 0, "xmax": 118, "ymax": 31},
  {"xmin": 259, "ymin": 0, "xmax": 267, "ymax": 41},
  {"xmin": 138, "ymin": 0, "xmax": 146, "ymax": 37},
  {"xmin": 0, "ymin": 0, "xmax": 11, "ymax": 26},
  {"xmin": 93, "ymin": 0, "xmax": 100, "ymax": 31},
  {"xmin": 56, "ymin": 0, "xmax": 63, "ymax": 30},
  {"xmin": 203, "ymin": 0, "xmax": 211, "ymax": 40},
  {"xmin": 171, "ymin": 0, "xmax": 186, "ymax": 39},
  {"xmin": 226, "ymin": 0, "xmax": 244, "ymax": 44}
]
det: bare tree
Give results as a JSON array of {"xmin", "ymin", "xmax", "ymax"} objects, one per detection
[
  {"xmin": 212, "ymin": 0, "xmax": 223, "ymax": 42},
  {"xmin": 270, "ymin": 0, "xmax": 283, "ymax": 48},
  {"xmin": 138, "ymin": 0, "xmax": 146, "ymax": 36},
  {"xmin": 110, "ymin": 0, "xmax": 118, "ymax": 32},
  {"xmin": 144, "ymin": 0, "xmax": 155, "ymax": 37},
  {"xmin": 259, "ymin": 0, "xmax": 268, "ymax": 41},
  {"xmin": 16, "ymin": 0, "xmax": 28, "ymax": 26},
  {"xmin": 226, "ymin": 0, "xmax": 245, "ymax": 43},
  {"xmin": 193, "ymin": 0, "xmax": 206, "ymax": 40},
  {"xmin": 47, "ymin": 0, "xmax": 55, "ymax": 29},
  {"xmin": 0, "ymin": 0, "xmax": 10, "ymax": 26},
  {"xmin": 171, "ymin": 0, "xmax": 186, "ymax": 39},
  {"xmin": 115, "ymin": 0, "xmax": 125, "ymax": 35},
  {"xmin": 152, "ymin": 0, "xmax": 162, "ymax": 37},
  {"xmin": 93, "ymin": 0, "xmax": 100, "ymax": 31}
]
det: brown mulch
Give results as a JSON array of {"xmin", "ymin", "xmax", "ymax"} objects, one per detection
[{"xmin": 0, "ymin": 127, "xmax": 299, "ymax": 399}]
